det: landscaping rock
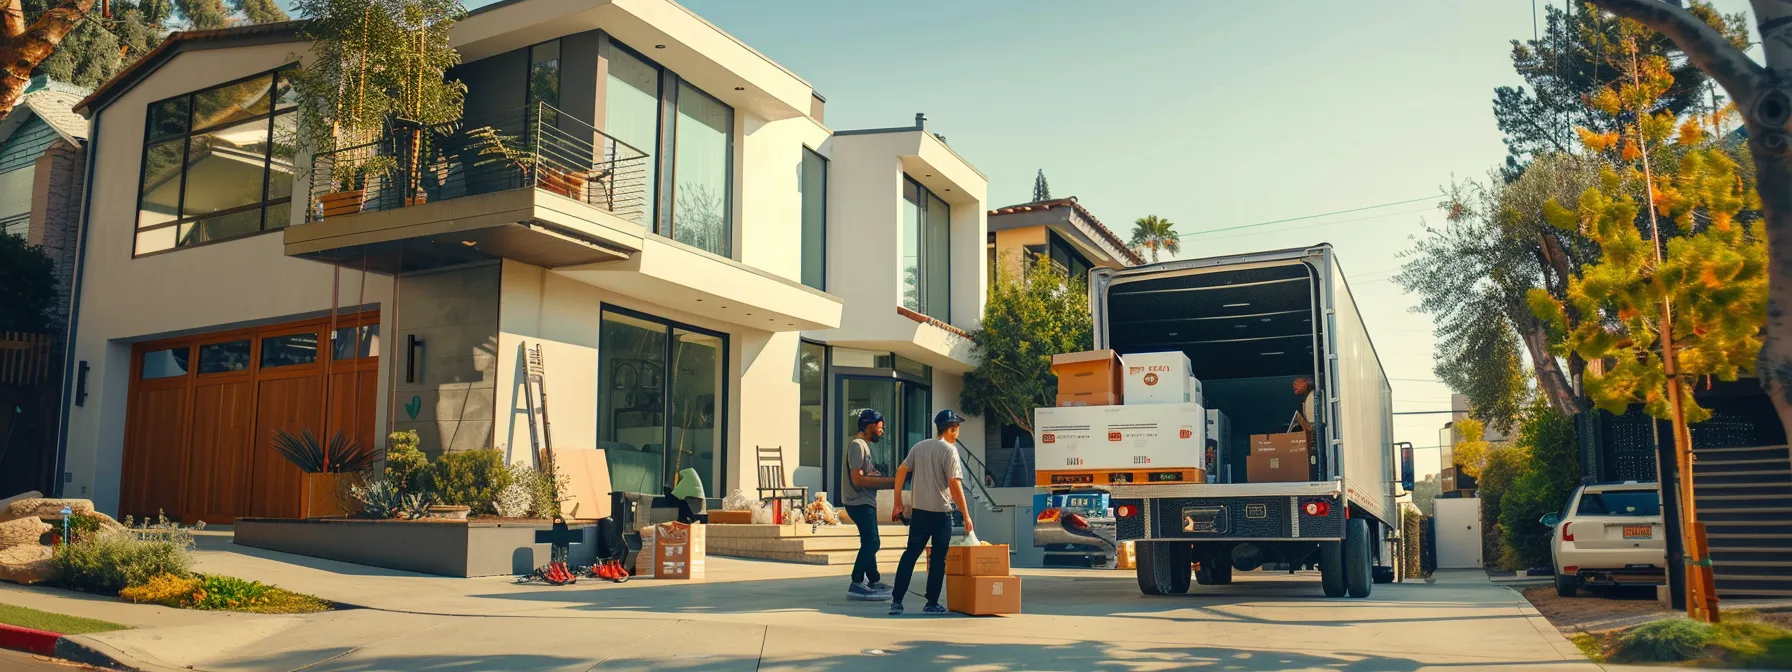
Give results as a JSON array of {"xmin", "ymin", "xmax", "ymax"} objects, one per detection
[
  {"xmin": 0, "ymin": 516, "xmax": 51, "ymax": 549},
  {"xmin": 0, "ymin": 543, "xmax": 57, "ymax": 585},
  {"xmin": 90, "ymin": 511, "xmax": 127, "ymax": 533},
  {"xmin": 0, "ymin": 490, "xmax": 42, "ymax": 512},
  {"xmin": 0, "ymin": 497, "xmax": 96, "ymax": 524}
]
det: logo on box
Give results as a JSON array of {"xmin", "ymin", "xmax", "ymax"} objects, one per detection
[
  {"xmin": 1107, "ymin": 431, "xmax": 1123, "ymax": 442},
  {"xmin": 1065, "ymin": 457, "xmax": 1084, "ymax": 466},
  {"xmin": 1133, "ymin": 455, "xmax": 1151, "ymax": 464},
  {"xmin": 1042, "ymin": 433, "xmax": 1056, "ymax": 444},
  {"xmin": 1143, "ymin": 372, "xmax": 1159, "ymax": 386},
  {"xmin": 1178, "ymin": 428, "xmax": 1193, "ymax": 439}
]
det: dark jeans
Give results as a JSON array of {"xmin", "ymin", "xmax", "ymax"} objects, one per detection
[
  {"xmin": 846, "ymin": 504, "xmax": 881, "ymax": 585},
  {"xmin": 891, "ymin": 508, "xmax": 952, "ymax": 605}
]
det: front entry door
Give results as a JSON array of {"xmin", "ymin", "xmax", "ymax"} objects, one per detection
[{"xmin": 830, "ymin": 376, "xmax": 929, "ymax": 504}]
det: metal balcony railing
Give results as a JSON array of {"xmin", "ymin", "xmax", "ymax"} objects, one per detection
[{"xmin": 307, "ymin": 102, "xmax": 650, "ymax": 224}]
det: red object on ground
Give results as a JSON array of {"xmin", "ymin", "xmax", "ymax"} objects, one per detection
[{"xmin": 0, "ymin": 623, "xmax": 62, "ymax": 656}]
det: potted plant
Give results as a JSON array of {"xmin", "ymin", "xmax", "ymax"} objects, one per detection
[
  {"xmin": 271, "ymin": 428, "xmax": 378, "ymax": 518},
  {"xmin": 290, "ymin": 0, "xmax": 467, "ymax": 215}
]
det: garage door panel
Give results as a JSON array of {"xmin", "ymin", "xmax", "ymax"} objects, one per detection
[
  {"xmin": 121, "ymin": 386, "xmax": 187, "ymax": 520},
  {"xmin": 249, "ymin": 375, "xmax": 323, "ymax": 519},
  {"xmin": 184, "ymin": 381, "xmax": 254, "ymax": 524}
]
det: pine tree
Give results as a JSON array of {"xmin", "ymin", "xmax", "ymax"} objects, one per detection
[{"xmin": 1032, "ymin": 169, "xmax": 1050, "ymax": 202}]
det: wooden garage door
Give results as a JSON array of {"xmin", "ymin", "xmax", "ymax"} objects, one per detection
[{"xmin": 121, "ymin": 312, "xmax": 379, "ymax": 524}]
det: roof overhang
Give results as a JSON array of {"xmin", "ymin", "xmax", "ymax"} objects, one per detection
[
  {"xmin": 554, "ymin": 234, "xmax": 844, "ymax": 332},
  {"xmin": 807, "ymin": 307, "xmax": 977, "ymax": 374}
]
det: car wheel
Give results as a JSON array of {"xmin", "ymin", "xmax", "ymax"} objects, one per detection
[
  {"xmin": 1345, "ymin": 518, "xmax": 1373, "ymax": 598},
  {"xmin": 1555, "ymin": 574, "xmax": 1578, "ymax": 598},
  {"xmin": 1136, "ymin": 542, "xmax": 1192, "ymax": 596}
]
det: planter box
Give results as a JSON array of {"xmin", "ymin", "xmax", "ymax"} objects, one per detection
[{"xmin": 234, "ymin": 517, "xmax": 597, "ymax": 578}]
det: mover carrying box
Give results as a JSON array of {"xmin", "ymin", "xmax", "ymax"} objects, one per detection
[
  {"xmin": 945, "ymin": 544, "xmax": 1010, "ymax": 576},
  {"xmin": 1035, "ymin": 403, "xmax": 1207, "ymax": 484},
  {"xmin": 1122, "ymin": 351, "xmax": 1196, "ymax": 405},
  {"xmin": 1051, "ymin": 350, "xmax": 1123, "ymax": 407},
  {"xmin": 946, "ymin": 575, "xmax": 1022, "ymax": 616},
  {"xmin": 1248, "ymin": 433, "xmax": 1312, "ymax": 483}
]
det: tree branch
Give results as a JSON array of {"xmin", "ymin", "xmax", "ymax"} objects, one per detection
[
  {"xmin": 1, "ymin": 0, "xmax": 24, "ymax": 40},
  {"xmin": 1586, "ymin": 0, "xmax": 1766, "ymax": 104}
]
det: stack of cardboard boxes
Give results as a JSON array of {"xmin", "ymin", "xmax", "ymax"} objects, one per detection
[
  {"xmin": 1034, "ymin": 350, "xmax": 1209, "ymax": 486},
  {"xmin": 944, "ymin": 544, "xmax": 1020, "ymax": 616}
]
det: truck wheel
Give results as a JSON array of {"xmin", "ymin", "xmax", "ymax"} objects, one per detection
[
  {"xmin": 1319, "ymin": 541, "xmax": 1346, "ymax": 597},
  {"xmin": 1373, "ymin": 566, "xmax": 1395, "ymax": 584},
  {"xmin": 1555, "ymin": 574, "xmax": 1578, "ymax": 598},
  {"xmin": 1208, "ymin": 557, "xmax": 1233, "ymax": 585},
  {"xmin": 1345, "ymin": 518, "xmax": 1372, "ymax": 598},
  {"xmin": 1135, "ymin": 541, "xmax": 1191, "ymax": 596}
]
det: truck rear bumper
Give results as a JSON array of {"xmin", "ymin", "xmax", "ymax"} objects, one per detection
[{"xmin": 1115, "ymin": 489, "xmax": 1345, "ymax": 542}]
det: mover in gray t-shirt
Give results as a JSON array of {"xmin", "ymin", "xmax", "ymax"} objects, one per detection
[
  {"xmin": 888, "ymin": 410, "xmax": 974, "ymax": 615},
  {"xmin": 843, "ymin": 409, "xmax": 894, "ymax": 600}
]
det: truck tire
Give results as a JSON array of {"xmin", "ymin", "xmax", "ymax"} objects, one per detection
[
  {"xmin": 1135, "ymin": 541, "xmax": 1191, "ymax": 596},
  {"xmin": 1207, "ymin": 558, "xmax": 1233, "ymax": 585},
  {"xmin": 1194, "ymin": 546, "xmax": 1232, "ymax": 585},
  {"xmin": 1555, "ymin": 574, "xmax": 1578, "ymax": 598},
  {"xmin": 1345, "ymin": 518, "xmax": 1372, "ymax": 598},
  {"xmin": 1319, "ymin": 541, "xmax": 1346, "ymax": 597}
]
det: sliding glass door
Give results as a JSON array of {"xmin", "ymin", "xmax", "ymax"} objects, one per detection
[{"xmin": 598, "ymin": 308, "xmax": 727, "ymax": 495}]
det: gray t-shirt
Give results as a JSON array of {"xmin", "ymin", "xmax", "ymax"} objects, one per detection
[
  {"xmin": 841, "ymin": 438, "xmax": 880, "ymax": 508},
  {"xmin": 902, "ymin": 438, "xmax": 963, "ymax": 513}
]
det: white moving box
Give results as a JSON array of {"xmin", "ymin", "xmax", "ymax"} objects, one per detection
[
  {"xmin": 1206, "ymin": 408, "xmax": 1232, "ymax": 483},
  {"xmin": 1123, "ymin": 351, "xmax": 1197, "ymax": 405},
  {"xmin": 1036, "ymin": 403, "xmax": 1206, "ymax": 473}
]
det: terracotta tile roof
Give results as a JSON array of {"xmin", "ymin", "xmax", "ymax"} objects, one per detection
[
  {"xmin": 897, "ymin": 306, "xmax": 970, "ymax": 339},
  {"xmin": 988, "ymin": 196, "xmax": 1144, "ymax": 265},
  {"xmin": 75, "ymin": 21, "xmax": 304, "ymax": 116}
]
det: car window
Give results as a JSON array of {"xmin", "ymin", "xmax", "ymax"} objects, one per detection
[{"xmin": 1576, "ymin": 490, "xmax": 1660, "ymax": 516}]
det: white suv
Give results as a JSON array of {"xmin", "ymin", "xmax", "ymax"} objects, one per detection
[{"xmin": 1542, "ymin": 481, "xmax": 1666, "ymax": 597}]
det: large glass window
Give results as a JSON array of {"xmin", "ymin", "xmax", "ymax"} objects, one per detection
[
  {"xmin": 604, "ymin": 39, "xmax": 734, "ymax": 259},
  {"xmin": 598, "ymin": 308, "xmax": 727, "ymax": 494},
  {"xmin": 605, "ymin": 46, "xmax": 661, "ymax": 226},
  {"xmin": 800, "ymin": 148, "xmax": 827, "ymax": 290},
  {"xmin": 799, "ymin": 341, "xmax": 826, "ymax": 470},
  {"xmin": 830, "ymin": 347, "xmax": 932, "ymax": 503},
  {"xmin": 528, "ymin": 40, "xmax": 562, "ymax": 126},
  {"xmin": 135, "ymin": 68, "xmax": 296, "ymax": 256},
  {"xmin": 1048, "ymin": 231, "xmax": 1094, "ymax": 285},
  {"xmin": 901, "ymin": 177, "xmax": 951, "ymax": 321}
]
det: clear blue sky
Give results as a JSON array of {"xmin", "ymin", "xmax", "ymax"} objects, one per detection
[{"xmin": 294, "ymin": 0, "xmax": 1756, "ymax": 476}]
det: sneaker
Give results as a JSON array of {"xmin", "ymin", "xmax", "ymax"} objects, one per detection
[
  {"xmin": 847, "ymin": 582, "xmax": 884, "ymax": 601},
  {"xmin": 922, "ymin": 603, "xmax": 948, "ymax": 615},
  {"xmin": 867, "ymin": 581, "xmax": 893, "ymax": 594},
  {"xmin": 888, "ymin": 602, "xmax": 905, "ymax": 616}
]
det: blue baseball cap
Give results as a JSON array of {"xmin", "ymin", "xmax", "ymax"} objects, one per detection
[
  {"xmin": 856, "ymin": 408, "xmax": 885, "ymax": 431},
  {"xmin": 934, "ymin": 409, "xmax": 966, "ymax": 429}
]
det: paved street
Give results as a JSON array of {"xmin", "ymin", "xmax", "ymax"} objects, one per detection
[{"xmin": 0, "ymin": 532, "xmax": 1595, "ymax": 671}]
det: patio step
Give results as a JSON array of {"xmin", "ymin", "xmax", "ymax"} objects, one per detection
[
  {"xmin": 705, "ymin": 522, "xmax": 914, "ymax": 565},
  {"xmin": 708, "ymin": 547, "xmax": 909, "ymax": 565}
]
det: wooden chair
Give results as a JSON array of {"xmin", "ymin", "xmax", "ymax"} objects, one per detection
[{"xmin": 754, "ymin": 446, "xmax": 807, "ymax": 524}]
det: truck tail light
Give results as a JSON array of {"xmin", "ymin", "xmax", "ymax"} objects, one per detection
[
  {"xmin": 1116, "ymin": 504, "xmax": 1137, "ymax": 519},
  {"xmin": 1037, "ymin": 509, "xmax": 1061, "ymax": 524},
  {"xmin": 1301, "ymin": 499, "xmax": 1331, "ymax": 518},
  {"xmin": 1066, "ymin": 513, "xmax": 1091, "ymax": 531},
  {"xmin": 1561, "ymin": 522, "xmax": 1574, "ymax": 542},
  {"xmin": 1563, "ymin": 565, "xmax": 1579, "ymax": 574}
]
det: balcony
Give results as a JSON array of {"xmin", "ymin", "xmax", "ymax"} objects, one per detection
[{"xmin": 283, "ymin": 102, "xmax": 652, "ymax": 273}]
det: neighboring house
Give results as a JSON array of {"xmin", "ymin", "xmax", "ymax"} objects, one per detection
[
  {"xmin": 985, "ymin": 196, "xmax": 1141, "ymax": 290},
  {"xmin": 1439, "ymin": 393, "xmax": 1510, "ymax": 494},
  {"xmin": 57, "ymin": 1, "xmax": 989, "ymax": 522},
  {"xmin": 0, "ymin": 76, "xmax": 89, "ymax": 498}
]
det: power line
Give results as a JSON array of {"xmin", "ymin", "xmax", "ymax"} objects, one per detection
[
  {"xmin": 1195, "ymin": 206, "xmax": 1438, "ymax": 242},
  {"xmin": 1184, "ymin": 195, "xmax": 1443, "ymax": 237}
]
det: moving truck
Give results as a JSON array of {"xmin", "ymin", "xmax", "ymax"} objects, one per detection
[{"xmin": 1035, "ymin": 244, "xmax": 1403, "ymax": 598}]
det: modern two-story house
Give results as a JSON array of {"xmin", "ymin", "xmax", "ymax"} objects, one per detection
[{"xmin": 57, "ymin": 0, "xmax": 988, "ymax": 522}]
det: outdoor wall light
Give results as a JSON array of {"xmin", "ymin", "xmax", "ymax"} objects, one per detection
[
  {"xmin": 75, "ymin": 361, "xmax": 89, "ymax": 406},
  {"xmin": 406, "ymin": 335, "xmax": 425, "ymax": 383}
]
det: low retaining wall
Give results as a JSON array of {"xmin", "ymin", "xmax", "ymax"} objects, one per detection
[{"xmin": 233, "ymin": 518, "xmax": 598, "ymax": 578}]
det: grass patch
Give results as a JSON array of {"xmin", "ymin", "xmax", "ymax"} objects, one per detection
[
  {"xmin": 0, "ymin": 603, "xmax": 129, "ymax": 635},
  {"xmin": 1584, "ymin": 611, "xmax": 1792, "ymax": 668},
  {"xmin": 1570, "ymin": 632, "xmax": 1607, "ymax": 663},
  {"xmin": 117, "ymin": 573, "xmax": 332, "ymax": 614}
]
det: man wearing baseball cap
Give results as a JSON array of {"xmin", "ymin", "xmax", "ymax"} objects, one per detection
[
  {"xmin": 888, "ymin": 409, "xmax": 974, "ymax": 616},
  {"xmin": 842, "ymin": 408, "xmax": 894, "ymax": 601}
]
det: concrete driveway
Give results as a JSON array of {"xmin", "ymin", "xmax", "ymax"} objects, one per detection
[{"xmin": 0, "ymin": 534, "xmax": 1595, "ymax": 671}]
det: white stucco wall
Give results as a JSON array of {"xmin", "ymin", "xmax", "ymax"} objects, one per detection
[
  {"xmin": 734, "ymin": 113, "xmax": 829, "ymax": 283},
  {"xmin": 64, "ymin": 42, "xmax": 396, "ymax": 514}
]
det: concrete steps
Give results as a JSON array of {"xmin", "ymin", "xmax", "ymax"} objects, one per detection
[
  {"xmin": 706, "ymin": 523, "xmax": 912, "ymax": 565},
  {"xmin": 1693, "ymin": 444, "xmax": 1792, "ymax": 599}
]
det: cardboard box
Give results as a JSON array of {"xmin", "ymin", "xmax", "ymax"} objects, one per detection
[
  {"xmin": 551, "ymin": 448, "xmax": 613, "ymax": 520},
  {"xmin": 1122, "ymin": 351, "xmax": 1195, "ymax": 405},
  {"xmin": 638, "ymin": 522, "xmax": 706, "ymax": 579},
  {"xmin": 706, "ymin": 510, "xmax": 752, "ymax": 525},
  {"xmin": 945, "ymin": 544, "xmax": 1010, "ymax": 576},
  {"xmin": 1036, "ymin": 403, "xmax": 1206, "ymax": 473},
  {"xmin": 1052, "ymin": 350, "xmax": 1124, "ymax": 407},
  {"xmin": 1248, "ymin": 432, "xmax": 1313, "ymax": 483},
  {"xmin": 946, "ymin": 574, "xmax": 1022, "ymax": 616},
  {"xmin": 1115, "ymin": 541, "xmax": 1136, "ymax": 570}
]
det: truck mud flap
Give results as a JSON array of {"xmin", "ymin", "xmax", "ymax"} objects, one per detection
[{"xmin": 1114, "ymin": 495, "xmax": 1344, "ymax": 541}]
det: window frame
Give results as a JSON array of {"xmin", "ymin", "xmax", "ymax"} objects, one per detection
[
  {"xmin": 131, "ymin": 65, "xmax": 298, "ymax": 258},
  {"xmin": 901, "ymin": 175, "xmax": 951, "ymax": 321},
  {"xmin": 800, "ymin": 146, "xmax": 828, "ymax": 290},
  {"xmin": 597, "ymin": 303, "xmax": 732, "ymax": 493},
  {"xmin": 798, "ymin": 339, "xmax": 828, "ymax": 470},
  {"xmin": 605, "ymin": 36, "xmax": 736, "ymax": 260}
]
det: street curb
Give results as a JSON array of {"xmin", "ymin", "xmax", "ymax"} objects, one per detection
[
  {"xmin": 55, "ymin": 635, "xmax": 154, "ymax": 671},
  {"xmin": 0, "ymin": 622, "xmax": 61, "ymax": 656}
]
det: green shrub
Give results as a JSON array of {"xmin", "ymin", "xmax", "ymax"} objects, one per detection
[
  {"xmin": 430, "ymin": 448, "xmax": 511, "ymax": 515},
  {"xmin": 1496, "ymin": 403, "xmax": 1582, "ymax": 571},
  {"xmin": 54, "ymin": 531, "xmax": 193, "ymax": 596},
  {"xmin": 118, "ymin": 573, "xmax": 202, "ymax": 607},
  {"xmin": 1612, "ymin": 618, "xmax": 1713, "ymax": 662},
  {"xmin": 384, "ymin": 430, "xmax": 430, "ymax": 496},
  {"xmin": 1401, "ymin": 506, "xmax": 1424, "ymax": 578},
  {"xmin": 64, "ymin": 513, "xmax": 103, "ymax": 543},
  {"xmin": 192, "ymin": 575, "xmax": 274, "ymax": 610},
  {"xmin": 1475, "ymin": 444, "xmax": 1527, "ymax": 567},
  {"xmin": 506, "ymin": 460, "xmax": 563, "ymax": 518}
]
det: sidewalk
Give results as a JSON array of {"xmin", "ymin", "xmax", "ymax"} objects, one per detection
[{"xmin": 0, "ymin": 533, "xmax": 1606, "ymax": 671}]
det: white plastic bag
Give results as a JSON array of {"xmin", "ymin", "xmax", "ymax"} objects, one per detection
[
  {"xmin": 748, "ymin": 500, "xmax": 772, "ymax": 524},
  {"xmin": 951, "ymin": 529, "xmax": 981, "ymax": 547},
  {"xmin": 722, "ymin": 489, "xmax": 752, "ymax": 511}
]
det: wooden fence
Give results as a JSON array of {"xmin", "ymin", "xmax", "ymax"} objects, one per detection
[{"xmin": 0, "ymin": 332, "xmax": 56, "ymax": 386}]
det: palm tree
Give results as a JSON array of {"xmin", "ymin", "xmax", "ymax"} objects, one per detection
[{"xmin": 1129, "ymin": 215, "xmax": 1180, "ymax": 263}]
